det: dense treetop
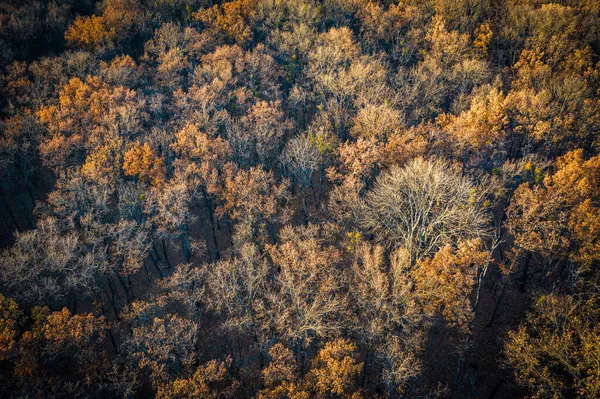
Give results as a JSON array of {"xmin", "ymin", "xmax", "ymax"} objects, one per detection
[{"xmin": 0, "ymin": 0, "xmax": 599, "ymax": 398}]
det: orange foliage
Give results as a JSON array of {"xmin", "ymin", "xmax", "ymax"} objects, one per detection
[
  {"xmin": 507, "ymin": 149, "xmax": 600, "ymax": 267},
  {"xmin": 411, "ymin": 239, "xmax": 488, "ymax": 329},
  {"xmin": 194, "ymin": 0, "xmax": 258, "ymax": 45},
  {"xmin": 123, "ymin": 142, "xmax": 166, "ymax": 188},
  {"xmin": 37, "ymin": 76, "xmax": 145, "ymax": 171},
  {"xmin": 259, "ymin": 339, "xmax": 363, "ymax": 399},
  {"xmin": 305, "ymin": 339, "xmax": 363, "ymax": 399},
  {"xmin": 158, "ymin": 357, "xmax": 239, "ymax": 399},
  {"xmin": 14, "ymin": 307, "xmax": 106, "ymax": 383},
  {"xmin": 218, "ymin": 164, "xmax": 289, "ymax": 225},
  {"xmin": 65, "ymin": 15, "xmax": 116, "ymax": 51},
  {"xmin": 437, "ymin": 86, "xmax": 508, "ymax": 151}
]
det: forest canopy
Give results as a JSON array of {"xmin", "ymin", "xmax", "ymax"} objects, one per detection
[{"xmin": 0, "ymin": 0, "xmax": 599, "ymax": 398}]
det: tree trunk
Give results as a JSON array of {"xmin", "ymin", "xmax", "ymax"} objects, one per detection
[
  {"xmin": 519, "ymin": 252, "xmax": 532, "ymax": 293},
  {"xmin": 202, "ymin": 188, "xmax": 220, "ymax": 260},
  {"xmin": 180, "ymin": 223, "xmax": 190, "ymax": 263},
  {"xmin": 162, "ymin": 238, "xmax": 172, "ymax": 269}
]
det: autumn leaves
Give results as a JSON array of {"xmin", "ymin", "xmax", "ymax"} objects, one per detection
[{"xmin": 0, "ymin": 0, "xmax": 599, "ymax": 397}]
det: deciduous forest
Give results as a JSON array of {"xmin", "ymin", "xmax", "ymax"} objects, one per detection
[{"xmin": 0, "ymin": 0, "xmax": 599, "ymax": 398}]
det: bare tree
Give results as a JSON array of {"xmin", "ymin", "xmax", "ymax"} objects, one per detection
[
  {"xmin": 266, "ymin": 224, "xmax": 348, "ymax": 368},
  {"xmin": 0, "ymin": 216, "xmax": 109, "ymax": 306},
  {"xmin": 361, "ymin": 157, "xmax": 489, "ymax": 261},
  {"xmin": 280, "ymin": 134, "xmax": 323, "ymax": 189},
  {"xmin": 203, "ymin": 243, "xmax": 270, "ymax": 340}
]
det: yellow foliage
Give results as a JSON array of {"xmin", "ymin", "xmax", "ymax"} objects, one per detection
[
  {"xmin": 505, "ymin": 294, "xmax": 600, "ymax": 399},
  {"xmin": 81, "ymin": 137, "xmax": 124, "ymax": 183},
  {"xmin": 474, "ymin": 22, "xmax": 492, "ymax": 56},
  {"xmin": 0, "ymin": 294, "xmax": 21, "ymax": 361}
]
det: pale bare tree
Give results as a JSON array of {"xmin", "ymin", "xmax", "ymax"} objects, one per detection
[
  {"xmin": 280, "ymin": 134, "xmax": 323, "ymax": 188},
  {"xmin": 203, "ymin": 243, "xmax": 270, "ymax": 339},
  {"xmin": 361, "ymin": 157, "xmax": 489, "ymax": 261},
  {"xmin": 0, "ymin": 216, "xmax": 108, "ymax": 306}
]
